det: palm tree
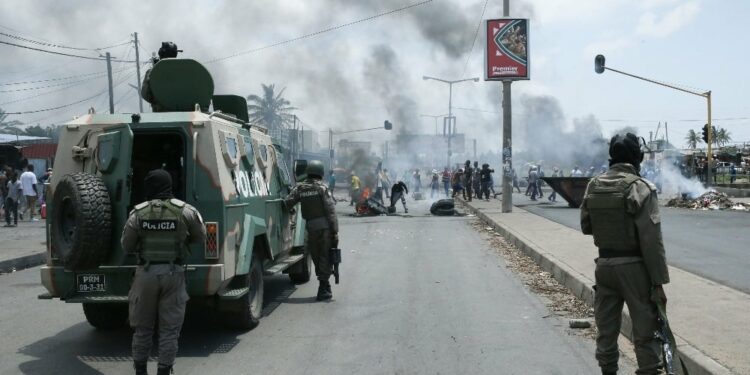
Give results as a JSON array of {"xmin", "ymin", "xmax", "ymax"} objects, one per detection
[
  {"xmin": 685, "ymin": 129, "xmax": 701, "ymax": 149},
  {"xmin": 246, "ymin": 84, "xmax": 296, "ymax": 142},
  {"xmin": 715, "ymin": 127, "xmax": 732, "ymax": 147}
]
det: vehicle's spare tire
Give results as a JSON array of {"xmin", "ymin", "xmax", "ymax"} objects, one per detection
[
  {"xmin": 51, "ymin": 173, "xmax": 112, "ymax": 270},
  {"xmin": 430, "ymin": 198, "xmax": 456, "ymax": 216}
]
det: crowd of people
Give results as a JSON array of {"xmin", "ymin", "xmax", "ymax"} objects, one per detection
[
  {"xmin": 0, "ymin": 165, "xmax": 51, "ymax": 227},
  {"xmin": 338, "ymin": 160, "xmax": 500, "ymax": 216}
]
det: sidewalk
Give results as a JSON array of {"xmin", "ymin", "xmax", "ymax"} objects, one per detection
[
  {"xmin": 0, "ymin": 220, "xmax": 47, "ymax": 273},
  {"xmin": 461, "ymin": 198, "xmax": 747, "ymax": 375}
]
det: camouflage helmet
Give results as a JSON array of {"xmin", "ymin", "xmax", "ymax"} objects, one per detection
[{"xmin": 306, "ymin": 160, "xmax": 325, "ymax": 179}]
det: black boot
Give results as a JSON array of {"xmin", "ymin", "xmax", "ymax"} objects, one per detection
[
  {"xmin": 156, "ymin": 364, "xmax": 172, "ymax": 375},
  {"xmin": 134, "ymin": 361, "xmax": 148, "ymax": 375},
  {"xmin": 317, "ymin": 280, "xmax": 332, "ymax": 301},
  {"xmin": 601, "ymin": 371, "xmax": 616, "ymax": 375}
]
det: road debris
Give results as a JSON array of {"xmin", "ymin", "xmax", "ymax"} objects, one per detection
[
  {"xmin": 666, "ymin": 191, "xmax": 749, "ymax": 211},
  {"xmin": 472, "ymin": 220, "xmax": 597, "ymax": 339},
  {"xmin": 569, "ymin": 319, "xmax": 592, "ymax": 329}
]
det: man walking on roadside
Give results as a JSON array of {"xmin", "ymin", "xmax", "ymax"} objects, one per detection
[
  {"xmin": 4, "ymin": 172, "xmax": 21, "ymax": 227},
  {"xmin": 20, "ymin": 165, "xmax": 38, "ymax": 221},
  {"xmin": 580, "ymin": 133, "xmax": 669, "ymax": 375}
]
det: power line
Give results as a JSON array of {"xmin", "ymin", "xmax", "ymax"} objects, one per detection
[
  {"xmin": 0, "ymin": 30, "xmax": 130, "ymax": 51},
  {"xmin": 0, "ymin": 39, "xmax": 136, "ymax": 62},
  {"xmin": 0, "ymin": 74, "xmax": 108, "ymax": 92},
  {"xmin": 5, "ymin": 69, "xmax": 136, "ymax": 114},
  {"xmin": 0, "ymin": 68, "xmax": 129, "ymax": 86},
  {"xmin": 461, "ymin": 0, "xmax": 489, "ymax": 78},
  {"xmin": 204, "ymin": 0, "xmax": 434, "ymax": 64},
  {"xmin": 0, "ymin": 67, "xmax": 135, "ymax": 106}
]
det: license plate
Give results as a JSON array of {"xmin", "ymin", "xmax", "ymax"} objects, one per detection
[{"xmin": 77, "ymin": 274, "xmax": 106, "ymax": 293}]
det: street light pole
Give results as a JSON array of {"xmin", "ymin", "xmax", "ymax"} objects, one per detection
[
  {"xmin": 420, "ymin": 113, "xmax": 448, "ymax": 135},
  {"xmin": 594, "ymin": 54, "xmax": 714, "ymax": 185},
  {"xmin": 423, "ymin": 76, "xmax": 479, "ymax": 168}
]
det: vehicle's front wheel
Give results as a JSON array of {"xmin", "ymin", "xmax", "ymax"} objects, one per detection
[
  {"xmin": 82, "ymin": 303, "xmax": 128, "ymax": 330},
  {"xmin": 222, "ymin": 254, "xmax": 264, "ymax": 330}
]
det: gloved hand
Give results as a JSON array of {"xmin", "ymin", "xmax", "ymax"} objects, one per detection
[
  {"xmin": 331, "ymin": 232, "xmax": 339, "ymax": 249},
  {"xmin": 652, "ymin": 285, "xmax": 668, "ymax": 306}
]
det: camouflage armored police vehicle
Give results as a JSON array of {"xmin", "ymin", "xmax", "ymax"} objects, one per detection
[{"xmin": 39, "ymin": 58, "xmax": 311, "ymax": 330}]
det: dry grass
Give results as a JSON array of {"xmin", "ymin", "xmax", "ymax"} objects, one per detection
[{"xmin": 472, "ymin": 220, "xmax": 597, "ymax": 339}]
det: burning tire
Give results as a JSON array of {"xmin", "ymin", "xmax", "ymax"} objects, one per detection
[
  {"xmin": 51, "ymin": 173, "xmax": 113, "ymax": 271},
  {"xmin": 430, "ymin": 198, "xmax": 456, "ymax": 216}
]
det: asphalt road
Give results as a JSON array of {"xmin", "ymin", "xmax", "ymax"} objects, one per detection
[
  {"xmin": 514, "ymin": 191, "xmax": 750, "ymax": 294},
  {"xmin": 0, "ymin": 198, "xmax": 619, "ymax": 374}
]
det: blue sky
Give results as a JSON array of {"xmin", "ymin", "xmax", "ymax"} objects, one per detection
[{"xmin": 0, "ymin": 0, "xmax": 747, "ymax": 153}]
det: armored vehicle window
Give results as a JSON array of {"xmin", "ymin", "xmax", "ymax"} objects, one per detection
[
  {"xmin": 226, "ymin": 137, "xmax": 238, "ymax": 160},
  {"xmin": 130, "ymin": 131, "xmax": 186, "ymax": 204},
  {"xmin": 242, "ymin": 136, "xmax": 253, "ymax": 161},
  {"xmin": 259, "ymin": 144, "xmax": 268, "ymax": 161}
]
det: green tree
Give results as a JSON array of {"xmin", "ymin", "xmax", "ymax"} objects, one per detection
[
  {"xmin": 684, "ymin": 129, "xmax": 701, "ymax": 149},
  {"xmin": 246, "ymin": 84, "xmax": 296, "ymax": 142},
  {"xmin": 715, "ymin": 127, "xmax": 732, "ymax": 147}
]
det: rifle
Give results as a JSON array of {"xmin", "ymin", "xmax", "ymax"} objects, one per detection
[
  {"xmin": 329, "ymin": 247, "xmax": 341, "ymax": 284},
  {"xmin": 653, "ymin": 290, "xmax": 688, "ymax": 375}
]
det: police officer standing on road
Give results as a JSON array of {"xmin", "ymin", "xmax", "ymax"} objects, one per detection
[
  {"xmin": 123, "ymin": 169, "xmax": 206, "ymax": 375},
  {"xmin": 580, "ymin": 133, "xmax": 670, "ymax": 375},
  {"xmin": 284, "ymin": 160, "xmax": 339, "ymax": 301}
]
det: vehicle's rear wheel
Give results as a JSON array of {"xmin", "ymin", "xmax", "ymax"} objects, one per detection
[
  {"xmin": 288, "ymin": 247, "xmax": 312, "ymax": 284},
  {"xmin": 51, "ymin": 173, "xmax": 112, "ymax": 271},
  {"xmin": 222, "ymin": 254, "xmax": 264, "ymax": 330},
  {"xmin": 82, "ymin": 303, "xmax": 128, "ymax": 330}
]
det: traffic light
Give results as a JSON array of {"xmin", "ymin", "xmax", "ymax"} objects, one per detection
[
  {"xmin": 702, "ymin": 124, "xmax": 709, "ymax": 143},
  {"xmin": 384, "ymin": 120, "xmax": 393, "ymax": 130},
  {"xmin": 594, "ymin": 55, "xmax": 606, "ymax": 74}
]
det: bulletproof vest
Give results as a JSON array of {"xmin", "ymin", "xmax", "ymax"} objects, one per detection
[
  {"xmin": 585, "ymin": 173, "xmax": 641, "ymax": 251},
  {"xmin": 135, "ymin": 199, "xmax": 189, "ymax": 264},
  {"xmin": 298, "ymin": 182, "xmax": 327, "ymax": 220}
]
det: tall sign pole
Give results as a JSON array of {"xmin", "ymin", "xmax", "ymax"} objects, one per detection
[
  {"xmin": 133, "ymin": 32, "xmax": 144, "ymax": 113},
  {"xmin": 485, "ymin": 2, "xmax": 530, "ymax": 213}
]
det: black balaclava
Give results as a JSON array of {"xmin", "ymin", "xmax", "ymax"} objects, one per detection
[
  {"xmin": 608, "ymin": 133, "xmax": 644, "ymax": 171},
  {"xmin": 144, "ymin": 169, "xmax": 174, "ymax": 200}
]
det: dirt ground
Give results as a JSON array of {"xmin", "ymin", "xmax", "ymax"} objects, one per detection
[{"xmin": 471, "ymin": 219, "xmax": 598, "ymax": 340}]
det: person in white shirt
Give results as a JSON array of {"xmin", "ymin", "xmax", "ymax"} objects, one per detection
[{"xmin": 20, "ymin": 165, "xmax": 38, "ymax": 221}]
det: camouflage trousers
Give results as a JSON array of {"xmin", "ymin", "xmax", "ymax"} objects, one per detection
[
  {"xmin": 308, "ymin": 229, "xmax": 332, "ymax": 281},
  {"xmin": 594, "ymin": 261, "xmax": 662, "ymax": 374},
  {"xmin": 129, "ymin": 264, "xmax": 189, "ymax": 366}
]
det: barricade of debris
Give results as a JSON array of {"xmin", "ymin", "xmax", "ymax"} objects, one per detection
[{"xmin": 666, "ymin": 191, "xmax": 749, "ymax": 211}]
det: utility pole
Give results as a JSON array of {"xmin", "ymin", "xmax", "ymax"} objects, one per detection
[
  {"xmin": 328, "ymin": 128, "xmax": 334, "ymax": 171},
  {"xmin": 665, "ymin": 122, "xmax": 669, "ymax": 148},
  {"xmin": 133, "ymin": 32, "xmax": 144, "ymax": 113},
  {"xmin": 106, "ymin": 52, "xmax": 114, "ymax": 114},
  {"xmin": 500, "ymin": 0, "xmax": 513, "ymax": 213},
  {"xmin": 473, "ymin": 139, "xmax": 477, "ymax": 159}
]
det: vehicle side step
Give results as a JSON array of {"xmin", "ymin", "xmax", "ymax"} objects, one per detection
[
  {"xmin": 218, "ymin": 287, "xmax": 249, "ymax": 300},
  {"xmin": 263, "ymin": 254, "xmax": 304, "ymax": 275},
  {"xmin": 64, "ymin": 295, "xmax": 128, "ymax": 303}
]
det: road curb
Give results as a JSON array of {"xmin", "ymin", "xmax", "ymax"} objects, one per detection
[
  {"xmin": 462, "ymin": 201, "xmax": 734, "ymax": 375},
  {"xmin": 0, "ymin": 252, "xmax": 46, "ymax": 274}
]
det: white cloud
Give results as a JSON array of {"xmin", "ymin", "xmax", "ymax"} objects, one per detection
[{"xmin": 636, "ymin": 0, "xmax": 700, "ymax": 38}]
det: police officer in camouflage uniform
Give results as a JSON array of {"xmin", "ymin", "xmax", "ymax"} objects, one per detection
[
  {"xmin": 123, "ymin": 170, "xmax": 206, "ymax": 375},
  {"xmin": 580, "ymin": 133, "xmax": 670, "ymax": 375},
  {"xmin": 284, "ymin": 160, "xmax": 339, "ymax": 301}
]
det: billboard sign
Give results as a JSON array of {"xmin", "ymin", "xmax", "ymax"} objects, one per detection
[{"xmin": 485, "ymin": 18, "xmax": 529, "ymax": 80}]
